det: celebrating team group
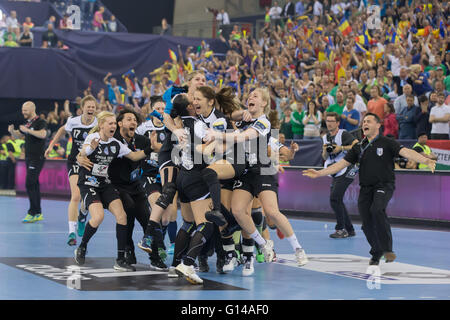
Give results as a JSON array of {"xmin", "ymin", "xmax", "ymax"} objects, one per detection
[{"xmin": 45, "ymin": 70, "xmax": 308, "ymax": 285}]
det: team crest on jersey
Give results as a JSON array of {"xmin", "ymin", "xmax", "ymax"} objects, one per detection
[
  {"xmin": 159, "ymin": 132, "xmax": 166, "ymax": 141},
  {"xmin": 213, "ymin": 118, "xmax": 226, "ymax": 132},
  {"xmin": 110, "ymin": 146, "xmax": 116, "ymax": 154},
  {"xmin": 83, "ymin": 132, "xmax": 88, "ymax": 139},
  {"xmin": 254, "ymin": 120, "xmax": 268, "ymax": 131},
  {"xmin": 377, "ymin": 148, "xmax": 383, "ymax": 156},
  {"xmin": 103, "ymin": 147, "xmax": 109, "ymax": 155}
]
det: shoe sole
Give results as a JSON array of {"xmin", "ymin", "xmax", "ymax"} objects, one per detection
[
  {"xmin": 137, "ymin": 243, "xmax": 152, "ymax": 254},
  {"xmin": 113, "ymin": 266, "xmax": 136, "ymax": 272},
  {"xmin": 205, "ymin": 212, "xmax": 227, "ymax": 227},
  {"xmin": 74, "ymin": 249, "xmax": 85, "ymax": 265},
  {"xmin": 242, "ymin": 270, "xmax": 254, "ymax": 276},
  {"xmin": 150, "ymin": 265, "xmax": 169, "ymax": 272},
  {"xmin": 175, "ymin": 268, "xmax": 203, "ymax": 285},
  {"xmin": 384, "ymin": 252, "xmax": 396, "ymax": 263}
]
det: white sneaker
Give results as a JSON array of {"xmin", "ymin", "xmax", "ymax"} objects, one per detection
[
  {"xmin": 223, "ymin": 256, "xmax": 238, "ymax": 273},
  {"xmin": 175, "ymin": 262, "xmax": 203, "ymax": 285},
  {"xmin": 242, "ymin": 256, "xmax": 254, "ymax": 277},
  {"xmin": 295, "ymin": 248, "xmax": 308, "ymax": 266},
  {"xmin": 168, "ymin": 266, "xmax": 179, "ymax": 278},
  {"xmin": 260, "ymin": 240, "xmax": 275, "ymax": 262}
]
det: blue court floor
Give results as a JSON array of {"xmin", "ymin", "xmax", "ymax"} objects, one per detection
[{"xmin": 0, "ymin": 196, "xmax": 449, "ymax": 300}]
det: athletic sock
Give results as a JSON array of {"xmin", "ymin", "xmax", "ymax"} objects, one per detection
[
  {"xmin": 116, "ymin": 224, "xmax": 128, "ymax": 260},
  {"xmin": 201, "ymin": 168, "xmax": 221, "ymax": 211},
  {"xmin": 242, "ymin": 238, "xmax": 255, "ymax": 259},
  {"xmin": 80, "ymin": 221, "xmax": 97, "ymax": 248},
  {"xmin": 286, "ymin": 234, "xmax": 302, "ymax": 251},
  {"xmin": 69, "ymin": 221, "xmax": 77, "ymax": 234},
  {"xmin": 249, "ymin": 230, "xmax": 266, "ymax": 246},
  {"xmin": 172, "ymin": 229, "xmax": 191, "ymax": 267},
  {"xmin": 168, "ymin": 221, "xmax": 177, "ymax": 244}
]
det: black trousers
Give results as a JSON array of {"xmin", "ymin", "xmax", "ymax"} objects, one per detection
[
  {"xmin": 0, "ymin": 160, "xmax": 7, "ymax": 189},
  {"xmin": 117, "ymin": 186, "xmax": 151, "ymax": 252},
  {"xmin": 358, "ymin": 183, "xmax": 395, "ymax": 258},
  {"xmin": 25, "ymin": 158, "xmax": 45, "ymax": 215},
  {"xmin": 330, "ymin": 174, "xmax": 355, "ymax": 232},
  {"xmin": 6, "ymin": 159, "xmax": 15, "ymax": 189},
  {"xmin": 430, "ymin": 133, "xmax": 449, "ymax": 140}
]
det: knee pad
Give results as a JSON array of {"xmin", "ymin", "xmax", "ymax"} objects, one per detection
[
  {"xmin": 195, "ymin": 222, "xmax": 214, "ymax": 244},
  {"xmin": 180, "ymin": 220, "xmax": 196, "ymax": 235},
  {"xmin": 251, "ymin": 207, "xmax": 263, "ymax": 227},
  {"xmin": 155, "ymin": 182, "xmax": 177, "ymax": 209}
]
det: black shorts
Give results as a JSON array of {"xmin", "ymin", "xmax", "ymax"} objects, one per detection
[
  {"xmin": 143, "ymin": 176, "xmax": 162, "ymax": 195},
  {"xmin": 177, "ymin": 169, "xmax": 210, "ymax": 203},
  {"xmin": 158, "ymin": 149, "xmax": 179, "ymax": 170},
  {"xmin": 232, "ymin": 170, "xmax": 278, "ymax": 197},
  {"xmin": 67, "ymin": 160, "xmax": 80, "ymax": 177},
  {"xmin": 79, "ymin": 184, "xmax": 121, "ymax": 210}
]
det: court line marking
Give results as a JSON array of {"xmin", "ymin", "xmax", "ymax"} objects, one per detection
[{"xmin": 419, "ymin": 297, "xmax": 436, "ymax": 299}]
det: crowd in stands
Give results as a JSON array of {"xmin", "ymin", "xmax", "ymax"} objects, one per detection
[
  {"xmin": 0, "ymin": 1, "xmax": 117, "ymax": 47},
  {"xmin": 1, "ymin": 0, "xmax": 450, "ymax": 188}
]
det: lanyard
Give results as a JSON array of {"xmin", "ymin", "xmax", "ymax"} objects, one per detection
[
  {"xmin": 25, "ymin": 116, "xmax": 39, "ymax": 128},
  {"xmin": 359, "ymin": 135, "xmax": 379, "ymax": 163}
]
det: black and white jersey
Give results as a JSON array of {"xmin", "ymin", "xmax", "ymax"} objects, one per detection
[
  {"xmin": 177, "ymin": 116, "xmax": 209, "ymax": 172},
  {"xmin": 235, "ymin": 115, "xmax": 272, "ymax": 169},
  {"xmin": 136, "ymin": 118, "xmax": 167, "ymax": 177},
  {"xmin": 197, "ymin": 108, "xmax": 232, "ymax": 133},
  {"xmin": 78, "ymin": 132, "xmax": 132, "ymax": 189},
  {"xmin": 65, "ymin": 116, "xmax": 98, "ymax": 162}
]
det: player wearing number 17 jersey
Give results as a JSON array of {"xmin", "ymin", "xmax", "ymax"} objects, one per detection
[{"xmin": 44, "ymin": 96, "xmax": 98, "ymax": 246}]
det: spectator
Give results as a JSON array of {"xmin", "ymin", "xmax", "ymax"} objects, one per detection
[
  {"xmin": 22, "ymin": 17, "xmax": 34, "ymax": 29},
  {"xmin": 216, "ymin": 9, "xmax": 230, "ymax": 25},
  {"xmin": 429, "ymin": 93, "xmax": 450, "ymax": 140},
  {"xmin": 326, "ymin": 89, "xmax": 346, "ymax": 116},
  {"xmin": 394, "ymin": 84, "xmax": 418, "ymax": 114},
  {"xmin": 269, "ymin": 1, "xmax": 283, "ymax": 26},
  {"xmin": 302, "ymin": 100, "xmax": 322, "ymax": 139},
  {"xmin": 396, "ymin": 95, "xmax": 418, "ymax": 139},
  {"xmin": 43, "ymin": 16, "xmax": 56, "ymax": 29},
  {"xmin": 160, "ymin": 18, "xmax": 172, "ymax": 36},
  {"xmin": 93, "ymin": 6, "xmax": 106, "ymax": 32},
  {"xmin": 282, "ymin": 1, "xmax": 295, "ymax": 20},
  {"xmin": 59, "ymin": 13, "xmax": 73, "ymax": 30},
  {"xmin": 414, "ymin": 95, "xmax": 432, "ymax": 138},
  {"xmin": 410, "ymin": 64, "xmax": 433, "ymax": 97},
  {"xmin": 19, "ymin": 26, "xmax": 33, "ymax": 47},
  {"xmin": 5, "ymin": 11, "xmax": 20, "ymax": 38},
  {"xmin": 4, "ymin": 33, "xmax": 18, "ymax": 47},
  {"xmin": 280, "ymin": 106, "xmax": 294, "ymax": 139},
  {"xmin": 341, "ymin": 96, "xmax": 360, "ymax": 133},
  {"xmin": 57, "ymin": 40, "xmax": 69, "ymax": 50},
  {"xmin": 103, "ymin": 72, "xmax": 125, "ymax": 106},
  {"xmin": 367, "ymin": 86, "xmax": 388, "ymax": 124},
  {"xmin": 108, "ymin": 15, "xmax": 117, "ymax": 32},
  {"xmin": 412, "ymin": 133, "xmax": 438, "ymax": 171},
  {"xmin": 291, "ymin": 102, "xmax": 305, "ymax": 140},
  {"xmin": 295, "ymin": 0, "xmax": 305, "ymax": 16},
  {"xmin": 383, "ymin": 103, "xmax": 398, "ymax": 139},
  {"xmin": 3, "ymin": 27, "xmax": 16, "ymax": 43},
  {"xmin": 42, "ymin": 24, "xmax": 58, "ymax": 48},
  {"xmin": 313, "ymin": 0, "xmax": 324, "ymax": 18}
]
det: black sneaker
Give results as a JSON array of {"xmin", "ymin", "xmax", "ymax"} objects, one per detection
[
  {"xmin": 74, "ymin": 246, "xmax": 86, "ymax": 265},
  {"xmin": 369, "ymin": 253, "xmax": 382, "ymax": 265},
  {"xmin": 150, "ymin": 254, "xmax": 169, "ymax": 271},
  {"xmin": 198, "ymin": 255, "xmax": 209, "ymax": 273},
  {"xmin": 347, "ymin": 230, "xmax": 356, "ymax": 237},
  {"xmin": 216, "ymin": 255, "xmax": 226, "ymax": 274},
  {"xmin": 114, "ymin": 258, "xmax": 136, "ymax": 272},
  {"xmin": 329, "ymin": 229, "xmax": 349, "ymax": 238},
  {"xmin": 205, "ymin": 209, "xmax": 227, "ymax": 227},
  {"xmin": 124, "ymin": 248, "xmax": 137, "ymax": 265}
]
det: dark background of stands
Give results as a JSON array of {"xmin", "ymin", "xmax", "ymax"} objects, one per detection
[{"xmin": 102, "ymin": 0, "xmax": 175, "ymax": 34}]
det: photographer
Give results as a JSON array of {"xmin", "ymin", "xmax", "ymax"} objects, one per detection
[{"xmin": 322, "ymin": 112, "xmax": 359, "ymax": 239}]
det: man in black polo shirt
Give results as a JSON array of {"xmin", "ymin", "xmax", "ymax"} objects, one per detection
[
  {"xmin": 303, "ymin": 113, "xmax": 436, "ymax": 265},
  {"xmin": 8, "ymin": 101, "xmax": 48, "ymax": 223},
  {"xmin": 77, "ymin": 109, "xmax": 167, "ymax": 271}
]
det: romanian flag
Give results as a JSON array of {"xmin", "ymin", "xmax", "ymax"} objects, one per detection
[
  {"xmin": 318, "ymin": 51, "xmax": 327, "ymax": 62},
  {"xmin": 338, "ymin": 18, "xmax": 352, "ymax": 36},
  {"xmin": 416, "ymin": 26, "xmax": 431, "ymax": 37},
  {"xmin": 440, "ymin": 21, "xmax": 446, "ymax": 38},
  {"xmin": 355, "ymin": 42, "xmax": 368, "ymax": 55},
  {"xmin": 168, "ymin": 49, "xmax": 177, "ymax": 62},
  {"xmin": 297, "ymin": 15, "xmax": 308, "ymax": 20},
  {"xmin": 315, "ymin": 26, "xmax": 323, "ymax": 35},
  {"xmin": 335, "ymin": 62, "xmax": 346, "ymax": 82},
  {"xmin": 205, "ymin": 51, "xmax": 214, "ymax": 58}
]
